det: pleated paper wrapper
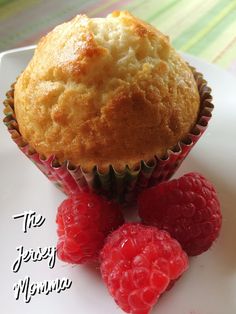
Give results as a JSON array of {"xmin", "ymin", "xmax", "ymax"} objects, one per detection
[{"xmin": 3, "ymin": 68, "xmax": 213, "ymax": 204}]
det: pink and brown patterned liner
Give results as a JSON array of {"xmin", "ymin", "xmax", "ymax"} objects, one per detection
[{"xmin": 3, "ymin": 67, "xmax": 213, "ymax": 203}]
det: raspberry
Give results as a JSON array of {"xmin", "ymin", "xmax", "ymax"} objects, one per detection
[
  {"xmin": 138, "ymin": 172, "xmax": 222, "ymax": 256},
  {"xmin": 100, "ymin": 223, "xmax": 188, "ymax": 314},
  {"xmin": 56, "ymin": 192, "xmax": 124, "ymax": 264}
]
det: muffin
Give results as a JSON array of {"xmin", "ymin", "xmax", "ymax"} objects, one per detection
[{"xmin": 3, "ymin": 11, "xmax": 213, "ymax": 202}]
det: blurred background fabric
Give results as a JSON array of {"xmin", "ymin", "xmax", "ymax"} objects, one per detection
[{"xmin": 0, "ymin": 0, "xmax": 236, "ymax": 75}]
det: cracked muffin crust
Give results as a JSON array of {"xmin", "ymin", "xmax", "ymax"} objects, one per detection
[{"xmin": 14, "ymin": 11, "xmax": 200, "ymax": 171}]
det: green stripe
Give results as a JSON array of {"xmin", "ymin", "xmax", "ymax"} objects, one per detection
[
  {"xmin": 147, "ymin": 0, "xmax": 180, "ymax": 22},
  {"xmin": 124, "ymin": 0, "xmax": 147, "ymax": 13},
  {"xmin": 187, "ymin": 5, "xmax": 236, "ymax": 55},
  {"xmin": 125, "ymin": 0, "xmax": 179, "ymax": 23},
  {"xmin": 173, "ymin": 0, "xmax": 234, "ymax": 49},
  {"xmin": 198, "ymin": 17, "xmax": 236, "ymax": 62},
  {"xmin": 0, "ymin": 0, "xmax": 14, "ymax": 6},
  {"xmin": 158, "ymin": 0, "xmax": 216, "ymax": 39},
  {"xmin": 0, "ymin": 0, "xmax": 116, "ymax": 48},
  {"xmin": 181, "ymin": 1, "xmax": 236, "ymax": 51},
  {"xmin": 0, "ymin": 0, "xmax": 88, "ymax": 47},
  {"xmin": 0, "ymin": 0, "xmax": 41, "ymax": 22}
]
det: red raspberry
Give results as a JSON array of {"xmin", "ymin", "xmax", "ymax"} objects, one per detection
[
  {"xmin": 100, "ymin": 223, "xmax": 188, "ymax": 314},
  {"xmin": 138, "ymin": 172, "xmax": 222, "ymax": 256},
  {"xmin": 56, "ymin": 192, "xmax": 124, "ymax": 264}
]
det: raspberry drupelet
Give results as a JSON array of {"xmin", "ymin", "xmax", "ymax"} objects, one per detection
[
  {"xmin": 56, "ymin": 192, "xmax": 124, "ymax": 264},
  {"xmin": 138, "ymin": 172, "xmax": 222, "ymax": 256},
  {"xmin": 100, "ymin": 223, "xmax": 188, "ymax": 314}
]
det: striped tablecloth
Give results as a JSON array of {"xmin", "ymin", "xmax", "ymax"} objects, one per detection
[{"xmin": 0, "ymin": 0, "xmax": 236, "ymax": 75}]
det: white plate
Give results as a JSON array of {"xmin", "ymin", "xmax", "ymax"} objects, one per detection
[{"xmin": 0, "ymin": 47, "xmax": 236, "ymax": 314}]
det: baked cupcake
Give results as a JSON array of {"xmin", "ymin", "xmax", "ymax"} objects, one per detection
[{"xmin": 3, "ymin": 11, "xmax": 213, "ymax": 202}]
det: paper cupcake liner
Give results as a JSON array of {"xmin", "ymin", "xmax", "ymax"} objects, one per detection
[{"xmin": 3, "ymin": 67, "xmax": 213, "ymax": 203}]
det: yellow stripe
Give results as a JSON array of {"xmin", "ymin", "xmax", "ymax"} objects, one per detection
[
  {"xmin": 179, "ymin": 0, "xmax": 236, "ymax": 51},
  {"xmin": 197, "ymin": 17, "xmax": 236, "ymax": 62},
  {"xmin": 163, "ymin": 0, "xmax": 217, "ymax": 40}
]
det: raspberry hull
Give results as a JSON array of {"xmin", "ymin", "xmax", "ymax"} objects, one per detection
[
  {"xmin": 100, "ymin": 223, "xmax": 188, "ymax": 314},
  {"xmin": 56, "ymin": 192, "xmax": 124, "ymax": 264},
  {"xmin": 138, "ymin": 172, "xmax": 222, "ymax": 256}
]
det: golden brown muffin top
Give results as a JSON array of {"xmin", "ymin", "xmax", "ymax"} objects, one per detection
[{"xmin": 14, "ymin": 11, "xmax": 200, "ymax": 171}]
